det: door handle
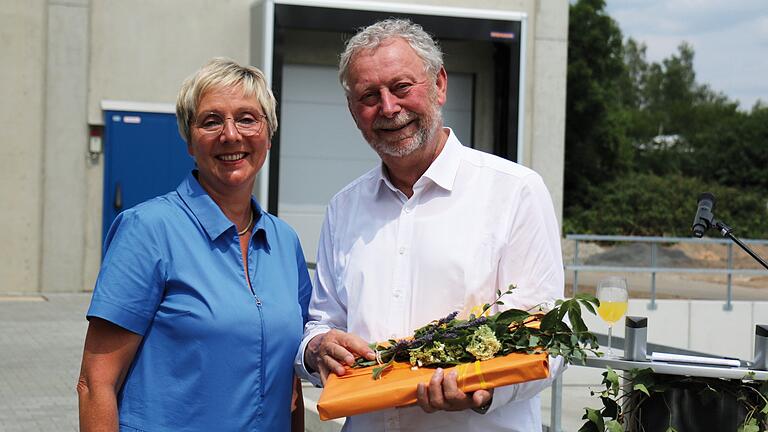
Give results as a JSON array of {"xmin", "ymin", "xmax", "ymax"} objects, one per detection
[{"xmin": 114, "ymin": 182, "xmax": 123, "ymax": 211}]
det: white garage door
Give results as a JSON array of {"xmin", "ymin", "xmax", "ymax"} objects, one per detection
[{"xmin": 279, "ymin": 64, "xmax": 473, "ymax": 263}]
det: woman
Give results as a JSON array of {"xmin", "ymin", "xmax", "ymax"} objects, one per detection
[{"xmin": 77, "ymin": 58, "xmax": 312, "ymax": 431}]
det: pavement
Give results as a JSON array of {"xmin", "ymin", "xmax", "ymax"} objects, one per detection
[
  {"xmin": 0, "ymin": 293, "xmax": 606, "ymax": 432},
  {"xmin": 0, "ymin": 294, "xmax": 87, "ymax": 432}
]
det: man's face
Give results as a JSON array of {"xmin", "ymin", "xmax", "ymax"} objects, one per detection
[{"xmin": 345, "ymin": 38, "xmax": 447, "ymax": 158}]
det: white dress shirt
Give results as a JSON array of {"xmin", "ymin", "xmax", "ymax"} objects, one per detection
[{"xmin": 297, "ymin": 130, "xmax": 565, "ymax": 432}]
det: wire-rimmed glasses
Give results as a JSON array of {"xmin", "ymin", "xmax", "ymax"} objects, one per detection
[{"xmin": 195, "ymin": 112, "xmax": 267, "ymax": 137}]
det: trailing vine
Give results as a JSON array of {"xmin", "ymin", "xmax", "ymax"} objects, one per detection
[{"xmin": 580, "ymin": 367, "xmax": 768, "ymax": 432}]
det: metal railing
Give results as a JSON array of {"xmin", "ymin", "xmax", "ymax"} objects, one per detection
[{"xmin": 566, "ymin": 234, "xmax": 768, "ymax": 311}]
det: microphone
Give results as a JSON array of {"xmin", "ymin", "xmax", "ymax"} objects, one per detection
[{"xmin": 692, "ymin": 192, "xmax": 715, "ymax": 238}]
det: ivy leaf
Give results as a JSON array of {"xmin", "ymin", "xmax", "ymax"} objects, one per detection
[
  {"xmin": 600, "ymin": 396, "xmax": 619, "ymax": 419},
  {"xmin": 578, "ymin": 421, "xmax": 599, "ymax": 432},
  {"xmin": 583, "ymin": 407, "xmax": 604, "ymax": 430},
  {"xmin": 606, "ymin": 420, "xmax": 623, "ymax": 432},
  {"xmin": 633, "ymin": 383, "xmax": 650, "ymax": 396},
  {"xmin": 605, "ymin": 367, "xmax": 620, "ymax": 395},
  {"xmin": 737, "ymin": 419, "xmax": 759, "ymax": 432}
]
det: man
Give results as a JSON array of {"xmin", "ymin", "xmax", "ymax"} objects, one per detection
[{"xmin": 296, "ymin": 19, "xmax": 564, "ymax": 431}]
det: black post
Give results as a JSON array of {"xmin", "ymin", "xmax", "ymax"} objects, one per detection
[{"xmin": 714, "ymin": 220, "xmax": 768, "ymax": 270}]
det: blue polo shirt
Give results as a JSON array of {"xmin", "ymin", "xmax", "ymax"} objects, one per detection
[{"xmin": 87, "ymin": 172, "xmax": 312, "ymax": 431}]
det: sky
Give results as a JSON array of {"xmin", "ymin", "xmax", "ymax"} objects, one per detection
[{"xmin": 605, "ymin": 0, "xmax": 768, "ymax": 110}]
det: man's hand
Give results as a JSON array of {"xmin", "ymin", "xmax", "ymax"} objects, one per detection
[
  {"xmin": 416, "ymin": 368, "xmax": 493, "ymax": 413},
  {"xmin": 304, "ymin": 329, "xmax": 375, "ymax": 384}
]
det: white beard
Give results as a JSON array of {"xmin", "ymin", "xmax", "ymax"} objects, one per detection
[{"xmin": 367, "ymin": 106, "xmax": 443, "ymax": 158}]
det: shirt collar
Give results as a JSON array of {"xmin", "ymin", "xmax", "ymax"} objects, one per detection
[
  {"xmin": 421, "ymin": 128, "xmax": 462, "ymax": 192},
  {"xmin": 177, "ymin": 171, "xmax": 267, "ymax": 243},
  {"xmin": 375, "ymin": 128, "xmax": 462, "ymax": 196}
]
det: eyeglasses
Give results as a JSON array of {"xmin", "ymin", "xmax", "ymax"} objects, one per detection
[{"xmin": 195, "ymin": 112, "xmax": 267, "ymax": 136}]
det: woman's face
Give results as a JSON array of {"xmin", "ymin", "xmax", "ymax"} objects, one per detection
[{"xmin": 187, "ymin": 85, "xmax": 270, "ymax": 197}]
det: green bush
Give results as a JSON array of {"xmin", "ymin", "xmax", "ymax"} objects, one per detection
[{"xmin": 565, "ymin": 173, "xmax": 768, "ymax": 238}]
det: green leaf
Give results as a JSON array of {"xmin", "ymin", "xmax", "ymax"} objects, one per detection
[
  {"xmin": 584, "ymin": 408, "xmax": 604, "ymax": 430},
  {"xmin": 568, "ymin": 306, "xmax": 587, "ymax": 333},
  {"xmin": 605, "ymin": 367, "xmax": 620, "ymax": 395},
  {"xmin": 529, "ymin": 335, "xmax": 541, "ymax": 347},
  {"xmin": 600, "ymin": 396, "xmax": 619, "ymax": 419},
  {"xmin": 578, "ymin": 422, "xmax": 599, "ymax": 432},
  {"xmin": 634, "ymin": 383, "xmax": 650, "ymax": 396},
  {"xmin": 606, "ymin": 420, "xmax": 623, "ymax": 432},
  {"xmin": 738, "ymin": 418, "xmax": 759, "ymax": 432},
  {"xmin": 495, "ymin": 308, "xmax": 530, "ymax": 327}
]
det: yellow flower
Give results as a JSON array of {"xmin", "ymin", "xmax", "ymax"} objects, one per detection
[{"xmin": 468, "ymin": 304, "xmax": 491, "ymax": 318}]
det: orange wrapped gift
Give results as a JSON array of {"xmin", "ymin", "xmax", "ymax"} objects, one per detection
[{"xmin": 317, "ymin": 352, "xmax": 549, "ymax": 420}]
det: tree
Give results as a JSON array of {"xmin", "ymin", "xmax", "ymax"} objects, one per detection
[
  {"xmin": 565, "ymin": 0, "xmax": 632, "ymax": 214},
  {"xmin": 564, "ymin": 3, "xmax": 768, "ymax": 236}
]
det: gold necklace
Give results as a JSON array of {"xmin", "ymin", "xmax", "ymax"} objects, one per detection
[{"xmin": 237, "ymin": 210, "xmax": 254, "ymax": 236}]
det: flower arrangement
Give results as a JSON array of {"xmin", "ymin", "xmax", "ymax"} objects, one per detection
[{"xmin": 354, "ymin": 285, "xmax": 601, "ymax": 379}]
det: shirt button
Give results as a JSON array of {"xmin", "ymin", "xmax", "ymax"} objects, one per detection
[
  {"xmin": 393, "ymin": 290, "xmax": 401, "ymax": 298},
  {"xmin": 403, "ymin": 206, "xmax": 412, "ymax": 214},
  {"xmin": 398, "ymin": 247, "xmax": 406, "ymax": 254}
]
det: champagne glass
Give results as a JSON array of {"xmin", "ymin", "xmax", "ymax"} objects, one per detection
[{"xmin": 597, "ymin": 276, "xmax": 629, "ymax": 357}]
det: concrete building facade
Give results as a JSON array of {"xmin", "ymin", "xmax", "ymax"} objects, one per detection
[{"xmin": 0, "ymin": 0, "xmax": 569, "ymax": 294}]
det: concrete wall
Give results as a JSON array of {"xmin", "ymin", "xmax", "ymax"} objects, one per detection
[
  {"xmin": 0, "ymin": 1, "xmax": 47, "ymax": 294},
  {"xmin": 42, "ymin": 0, "xmax": 90, "ymax": 293},
  {"xmin": 581, "ymin": 298, "xmax": 768, "ymax": 360},
  {"xmin": 0, "ymin": 0, "xmax": 568, "ymax": 293}
]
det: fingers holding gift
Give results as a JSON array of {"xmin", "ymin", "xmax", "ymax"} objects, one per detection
[
  {"xmin": 416, "ymin": 368, "xmax": 494, "ymax": 413},
  {"xmin": 307, "ymin": 329, "xmax": 375, "ymax": 380}
]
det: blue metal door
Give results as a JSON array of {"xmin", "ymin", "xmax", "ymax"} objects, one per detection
[{"xmin": 102, "ymin": 110, "xmax": 193, "ymax": 245}]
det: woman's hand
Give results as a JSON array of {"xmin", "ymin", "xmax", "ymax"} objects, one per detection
[
  {"xmin": 77, "ymin": 318, "xmax": 142, "ymax": 432},
  {"xmin": 291, "ymin": 375, "xmax": 304, "ymax": 432}
]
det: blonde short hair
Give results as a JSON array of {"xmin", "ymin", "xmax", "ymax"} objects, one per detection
[{"xmin": 176, "ymin": 57, "xmax": 277, "ymax": 142}]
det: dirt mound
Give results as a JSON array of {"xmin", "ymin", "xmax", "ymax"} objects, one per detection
[{"xmin": 584, "ymin": 243, "xmax": 696, "ymax": 267}]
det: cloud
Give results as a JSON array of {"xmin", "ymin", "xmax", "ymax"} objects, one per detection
[{"xmin": 605, "ymin": 0, "xmax": 768, "ymax": 108}]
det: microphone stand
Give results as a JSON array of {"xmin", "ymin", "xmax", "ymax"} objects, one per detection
[{"xmin": 713, "ymin": 219, "xmax": 768, "ymax": 270}]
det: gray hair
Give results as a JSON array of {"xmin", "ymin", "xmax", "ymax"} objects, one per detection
[
  {"xmin": 339, "ymin": 19, "xmax": 444, "ymax": 93},
  {"xmin": 176, "ymin": 57, "xmax": 278, "ymax": 142}
]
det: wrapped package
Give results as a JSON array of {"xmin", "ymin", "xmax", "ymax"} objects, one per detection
[{"xmin": 317, "ymin": 352, "xmax": 549, "ymax": 420}]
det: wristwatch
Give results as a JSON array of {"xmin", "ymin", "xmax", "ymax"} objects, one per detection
[{"xmin": 472, "ymin": 398, "xmax": 492, "ymax": 415}]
